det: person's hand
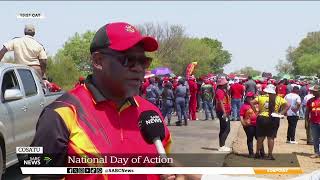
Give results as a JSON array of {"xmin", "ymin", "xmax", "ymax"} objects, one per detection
[
  {"xmin": 160, "ymin": 174, "xmax": 177, "ymax": 180},
  {"xmin": 160, "ymin": 174, "xmax": 202, "ymax": 180},
  {"xmin": 222, "ymin": 113, "xmax": 227, "ymax": 120},
  {"xmin": 43, "ymin": 79, "xmax": 51, "ymax": 88},
  {"xmin": 160, "ymin": 174, "xmax": 186, "ymax": 180},
  {"xmin": 290, "ymin": 107, "xmax": 299, "ymax": 113}
]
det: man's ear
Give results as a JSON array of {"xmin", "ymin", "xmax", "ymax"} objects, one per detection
[{"xmin": 91, "ymin": 52, "xmax": 103, "ymax": 70}]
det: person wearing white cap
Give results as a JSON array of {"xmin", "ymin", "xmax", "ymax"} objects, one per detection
[
  {"xmin": 250, "ymin": 84, "xmax": 289, "ymax": 160},
  {"xmin": 0, "ymin": 24, "xmax": 47, "ymax": 79},
  {"xmin": 230, "ymin": 77, "xmax": 245, "ymax": 121}
]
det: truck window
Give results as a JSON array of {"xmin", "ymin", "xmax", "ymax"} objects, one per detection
[
  {"xmin": 17, "ymin": 69, "xmax": 38, "ymax": 97},
  {"xmin": 1, "ymin": 70, "xmax": 20, "ymax": 99}
]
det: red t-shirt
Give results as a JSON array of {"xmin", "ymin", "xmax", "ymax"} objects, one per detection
[
  {"xmin": 188, "ymin": 80, "xmax": 198, "ymax": 96},
  {"xmin": 261, "ymin": 83, "xmax": 267, "ymax": 91},
  {"xmin": 173, "ymin": 81, "xmax": 179, "ymax": 90},
  {"xmin": 211, "ymin": 82, "xmax": 217, "ymax": 90},
  {"xmin": 240, "ymin": 103, "xmax": 257, "ymax": 126},
  {"xmin": 230, "ymin": 83, "xmax": 244, "ymax": 99},
  {"xmin": 307, "ymin": 98, "xmax": 320, "ymax": 124},
  {"xmin": 141, "ymin": 80, "xmax": 150, "ymax": 96},
  {"xmin": 215, "ymin": 89, "xmax": 231, "ymax": 114},
  {"xmin": 277, "ymin": 84, "xmax": 287, "ymax": 97}
]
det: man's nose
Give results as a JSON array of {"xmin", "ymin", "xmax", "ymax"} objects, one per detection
[{"xmin": 130, "ymin": 61, "xmax": 145, "ymax": 72}]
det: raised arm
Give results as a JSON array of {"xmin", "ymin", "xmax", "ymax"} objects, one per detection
[{"xmin": 0, "ymin": 46, "xmax": 8, "ymax": 61}]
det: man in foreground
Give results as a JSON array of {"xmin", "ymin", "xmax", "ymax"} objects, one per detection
[{"xmin": 31, "ymin": 22, "xmax": 172, "ymax": 180}]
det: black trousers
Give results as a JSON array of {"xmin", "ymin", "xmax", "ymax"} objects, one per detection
[
  {"xmin": 244, "ymin": 126, "xmax": 265, "ymax": 155},
  {"xmin": 217, "ymin": 111, "xmax": 230, "ymax": 147},
  {"xmin": 287, "ymin": 116, "xmax": 299, "ymax": 141}
]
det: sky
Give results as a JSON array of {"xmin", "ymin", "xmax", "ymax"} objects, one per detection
[{"xmin": 0, "ymin": 1, "xmax": 319, "ymax": 75}]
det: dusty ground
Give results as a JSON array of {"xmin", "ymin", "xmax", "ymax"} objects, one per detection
[{"xmin": 224, "ymin": 118, "xmax": 320, "ymax": 180}]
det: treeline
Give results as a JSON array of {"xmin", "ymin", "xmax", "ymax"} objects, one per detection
[
  {"xmin": 276, "ymin": 31, "xmax": 320, "ymax": 77},
  {"xmin": 47, "ymin": 23, "xmax": 232, "ymax": 90}
]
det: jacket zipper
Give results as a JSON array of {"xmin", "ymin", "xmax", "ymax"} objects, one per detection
[{"xmin": 119, "ymin": 112, "xmax": 124, "ymax": 142}]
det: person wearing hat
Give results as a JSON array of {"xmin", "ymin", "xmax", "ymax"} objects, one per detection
[
  {"xmin": 140, "ymin": 78, "xmax": 150, "ymax": 97},
  {"xmin": 215, "ymin": 77, "xmax": 232, "ymax": 152},
  {"xmin": 305, "ymin": 85, "xmax": 320, "ymax": 158},
  {"xmin": 240, "ymin": 92, "xmax": 265, "ymax": 158},
  {"xmin": 276, "ymin": 79, "xmax": 288, "ymax": 98},
  {"xmin": 146, "ymin": 77, "xmax": 160, "ymax": 105},
  {"xmin": 0, "ymin": 24, "xmax": 47, "ymax": 79},
  {"xmin": 30, "ymin": 22, "xmax": 172, "ymax": 180},
  {"xmin": 188, "ymin": 76, "xmax": 198, "ymax": 120},
  {"xmin": 175, "ymin": 78, "xmax": 190, "ymax": 126},
  {"xmin": 201, "ymin": 79, "xmax": 215, "ymax": 120},
  {"xmin": 250, "ymin": 84, "xmax": 289, "ymax": 160},
  {"xmin": 161, "ymin": 81, "xmax": 175, "ymax": 126}
]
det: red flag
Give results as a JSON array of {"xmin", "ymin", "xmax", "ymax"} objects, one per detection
[{"xmin": 186, "ymin": 62, "xmax": 198, "ymax": 77}]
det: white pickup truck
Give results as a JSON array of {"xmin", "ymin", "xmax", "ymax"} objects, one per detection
[{"xmin": 0, "ymin": 63, "xmax": 63, "ymax": 175}]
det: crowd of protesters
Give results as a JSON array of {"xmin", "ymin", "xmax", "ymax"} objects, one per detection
[{"xmin": 140, "ymin": 74, "xmax": 320, "ymax": 157}]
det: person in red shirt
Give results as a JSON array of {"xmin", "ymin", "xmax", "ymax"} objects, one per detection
[
  {"xmin": 215, "ymin": 77, "xmax": 232, "ymax": 152},
  {"xmin": 240, "ymin": 92, "xmax": 265, "ymax": 158},
  {"xmin": 188, "ymin": 76, "xmax": 198, "ymax": 120},
  {"xmin": 48, "ymin": 82, "xmax": 62, "ymax": 92},
  {"xmin": 172, "ymin": 77, "xmax": 179, "ymax": 91},
  {"xmin": 211, "ymin": 79, "xmax": 217, "ymax": 90},
  {"xmin": 306, "ymin": 85, "xmax": 320, "ymax": 158},
  {"xmin": 46, "ymin": 77, "xmax": 62, "ymax": 92},
  {"xmin": 261, "ymin": 80, "xmax": 268, "ymax": 93},
  {"xmin": 230, "ymin": 78, "xmax": 245, "ymax": 121},
  {"xmin": 140, "ymin": 78, "xmax": 150, "ymax": 97},
  {"xmin": 276, "ymin": 79, "xmax": 287, "ymax": 98},
  {"xmin": 31, "ymin": 22, "xmax": 172, "ymax": 180}
]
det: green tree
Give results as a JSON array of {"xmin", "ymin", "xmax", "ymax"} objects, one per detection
[
  {"xmin": 175, "ymin": 38, "xmax": 212, "ymax": 76},
  {"xmin": 296, "ymin": 54, "xmax": 320, "ymax": 76},
  {"xmin": 47, "ymin": 56, "xmax": 81, "ymax": 90},
  {"xmin": 138, "ymin": 23, "xmax": 232, "ymax": 76},
  {"xmin": 201, "ymin": 37, "xmax": 232, "ymax": 73},
  {"xmin": 288, "ymin": 31, "xmax": 320, "ymax": 75},
  {"xmin": 56, "ymin": 31, "xmax": 95, "ymax": 76},
  {"xmin": 48, "ymin": 23, "xmax": 232, "ymax": 89}
]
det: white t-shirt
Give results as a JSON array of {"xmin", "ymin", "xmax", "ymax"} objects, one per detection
[
  {"xmin": 3, "ymin": 35, "xmax": 47, "ymax": 66},
  {"xmin": 285, "ymin": 93, "xmax": 301, "ymax": 116},
  {"xmin": 303, "ymin": 94, "xmax": 315, "ymax": 106}
]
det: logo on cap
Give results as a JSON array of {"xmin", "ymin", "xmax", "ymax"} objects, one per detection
[{"xmin": 125, "ymin": 25, "xmax": 135, "ymax": 33}]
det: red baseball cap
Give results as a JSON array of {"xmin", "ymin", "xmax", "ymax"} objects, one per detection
[
  {"xmin": 246, "ymin": 92, "xmax": 255, "ymax": 97},
  {"xmin": 90, "ymin": 22, "xmax": 158, "ymax": 53}
]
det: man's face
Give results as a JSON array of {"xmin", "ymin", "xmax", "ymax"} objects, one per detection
[{"xmin": 93, "ymin": 45, "xmax": 150, "ymax": 98}]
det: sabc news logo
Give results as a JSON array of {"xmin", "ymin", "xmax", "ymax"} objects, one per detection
[{"xmin": 23, "ymin": 156, "xmax": 52, "ymax": 166}]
